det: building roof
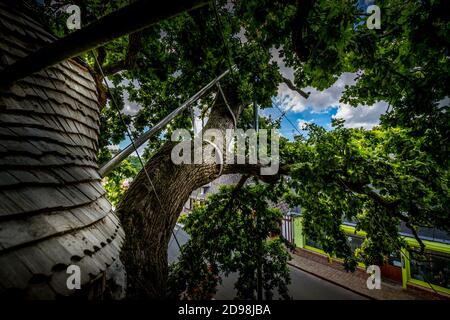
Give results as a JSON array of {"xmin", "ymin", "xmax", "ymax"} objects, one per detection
[
  {"xmin": 0, "ymin": 2, "xmax": 124, "ymax": 298},
  {"xmin": 342, "ymin": 219, "xmax": 450, "ymax": 245},
  {"xmin": 399, "ymin": 223, "xmax": 450, "ymax": 245}
]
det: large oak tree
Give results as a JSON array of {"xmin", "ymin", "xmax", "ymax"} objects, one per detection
[{"xmin": 39, "ymin": 0, "xmax": 449, "ymax": 298}]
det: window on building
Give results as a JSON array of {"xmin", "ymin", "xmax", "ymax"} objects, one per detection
[
  {"xmin": 305, "ymin": 237, "xmax": 323, "ymax": 250},
  {"xmin": 184, "ymin": 199, "xmax": 191, "ymax": 210},
  {"xmin": 387, "ymin": 250, "xmax": 402, "ymax": 267},
  {"xmin": 410, "ymin": 251, "xmax": 450, "ymax": 289},
  {"xmin": 202, "ymin": 186, "xmax": 210, "ymax": 194},
  {"xmin": 346, "ymin": 235, "xmax": 364, "ymax": 253}
]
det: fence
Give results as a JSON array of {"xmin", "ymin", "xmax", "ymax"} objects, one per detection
[{"xmin": 282, "ymin": 215, "xmax": 294, "ymax": 244}]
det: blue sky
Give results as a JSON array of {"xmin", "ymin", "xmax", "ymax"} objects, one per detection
[
  {"xmin": 262, "ymin": 101, "xmax": 339, "ymax": 140},
  {"xmin": 117, "ymin": 73, "xmax": 387, "ymax": 151},
  {"xmin": 117, "ymin": 17, "xmax": 390, "ymax": 150},
  {"xmin": 118, "ymin": 104, "xmax": 338, "ymax": 150}
]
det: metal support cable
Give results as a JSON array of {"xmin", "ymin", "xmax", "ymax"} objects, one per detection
[
  {"xmin": 217, "ymin": 81, "xmax": 237, "ymax": 128},
  {"xmin": 254, "ymin": 102, "xmax": 259, "ymax": 132},
  {"xmin": 211, "ymin": 0, "xmax": 249, "ymax": 127},
  {"xmin": 274, "ymin": 104, "xmax": 303, "ymax": 136},
  {"xmin": 91, "ymin": 51, "xmax": 182, "ymax": 254},
  {"xmin": 211, "ymin": 0, "xmax": 440, "ymax": 298},
  {"xmin": 190, "ymin": 105, "xmax": 196, "ymax": 134},
  {"xmin": 274, "ymin": 102, "xmax": 296, "ymax": 123},
  {"xmin": 211, "ymin": 0, "xmax": 236, "ymax": 81},
  {"xmin": 99, "ymin": 67, "xmax": 235, "ymax": 177}
]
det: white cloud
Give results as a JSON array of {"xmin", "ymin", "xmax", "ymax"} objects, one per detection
[
  {"xmin": 236, "ymin": 27, "xmax": 248, "ymax": 44},
  {"xmin": 123, "ymin": 102, "xmax": 140, "ymax": 116},
  {"xmin": 297, "ymin": 119, "xmax": 312, "ymax": 130},
  {"xmin": 122, "ymin": 89, "xmax": 140, "ymax": 116},
  {"xmin": 438, "ymin": 96, "xmax": 449, "ymax": 108},
  {"xmin": 270, "ymin": 47, "xmax": 361, "ymax": 113},
  {"xmin": 334, "ymin": 89, "xmax": 448, "ymax": 129},
  {"xmin": 278, "ymin": 72, "xmax": 359, "ymax": 113},
  {"xmin": 270, "ymin": 46, "xmax": 386, "ymax": 129},
  {"xmin": 107, "ymin": 144, "xmax": 120, "ymax": 152},
  {"xmin": 270, "ymin": 48, "xmax": 294, "ymax": 81},
  {"xmin": 275, "ymin": 83, "xmax": 308, "ymax": 113},
  {"xmin": 333, "ymin": 102, "xmax": 388, "ymax": 129}
]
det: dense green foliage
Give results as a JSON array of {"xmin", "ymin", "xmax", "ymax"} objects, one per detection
[
  {"xmin": 35, "ymin": 0, "xmax": 449, "ymax": 296},
  {"xmin": 103, "ymin": 156, "xmax": 141, "ymax": 207},
  {"xmin": 284, "ymin": 120, "xmax": 448, "ymax": 268},
  {"xmin": 168, "ymin": 183, "xmax": 292, "ymax": 300}
]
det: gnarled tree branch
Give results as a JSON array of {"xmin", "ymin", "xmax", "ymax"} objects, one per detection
[
  {"xmin": 282, "ymin": 77, "xmax": 309, "ymax": 99},
  {"xmin": 102, "ymin": 31, "xmax": 143, "ymax": 76},
  {"xmin": 335, "ymin": 177, "xmax": 427, "ymax": 253}
]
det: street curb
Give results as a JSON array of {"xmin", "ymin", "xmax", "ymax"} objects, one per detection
[{"xmin": 287, "ymin": 261, "xmax": 376, "ymax": 300}]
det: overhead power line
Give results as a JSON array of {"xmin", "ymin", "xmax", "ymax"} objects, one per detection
[
  {"xmin": 274, "ymin": 104, "xmax": 303, "ymax": 136},
  {"xmin": 92, "ymin": 51, "xmax": 185, "ymax": 262}
]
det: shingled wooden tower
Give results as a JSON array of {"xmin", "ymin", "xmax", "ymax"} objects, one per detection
[{"xmin": 0, "ymin": 2, "xmax": 124, "ymax": 298}]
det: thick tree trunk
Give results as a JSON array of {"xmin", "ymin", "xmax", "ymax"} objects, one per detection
[{"xmin": 117, "ymin": 86, "xmax": 257, "ymax": 298}]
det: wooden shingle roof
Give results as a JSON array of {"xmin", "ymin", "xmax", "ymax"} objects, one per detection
[{"xmin": 0, "ymin": 2, "xmax": 124, "ymax": 298}]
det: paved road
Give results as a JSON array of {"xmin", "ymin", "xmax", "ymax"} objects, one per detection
[{"xmin": 168, "ymin": 226, "xmax": 366, "ymax": 300}]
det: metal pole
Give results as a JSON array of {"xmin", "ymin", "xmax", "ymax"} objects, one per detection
[
  {"xmin": 99, "ymin": 67, "xmax": 234, "ymax": 177},
  {"xmin": 256, "ymin": 208, "xmax": 263, "ymax": 300},
  {"xmin": 254, "ymin": 102, "xmax": 259, "ymax": 132},
  {"xmin": 0, "ymin": 0, "xmax": 208, "ymax": 86},
  {"xmin": 253, "ymin": 101, "xmax": 263, "ymax": 300}
]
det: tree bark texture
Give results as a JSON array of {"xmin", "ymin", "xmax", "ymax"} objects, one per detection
[{"xmin": 117, "ymin": 86, "xmax": 263, "ymax": 298}]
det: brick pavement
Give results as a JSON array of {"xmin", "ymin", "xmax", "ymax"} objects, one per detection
[{"xmin": 289, "ymin": 248, "xmax": 447, "ymax": 300}]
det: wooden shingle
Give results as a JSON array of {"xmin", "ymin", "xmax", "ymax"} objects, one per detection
[{"xmin": 0, "ymin": 3, "xmax": 123, "ymax": 298}]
